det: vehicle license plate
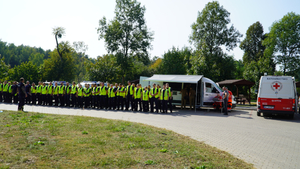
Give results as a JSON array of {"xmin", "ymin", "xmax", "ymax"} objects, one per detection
[{"xmin": 264, "ymin": 106, "xmax": 274, "ymax": 109}]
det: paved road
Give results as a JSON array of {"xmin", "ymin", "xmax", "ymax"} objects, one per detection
[{"xmin": 1, "ymin": 103, "xmax": 300, "ymax": 169}]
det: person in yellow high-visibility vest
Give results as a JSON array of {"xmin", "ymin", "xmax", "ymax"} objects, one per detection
[
  {"xmin": 65, "ymin": 82, "xmax": 71, "ymax": 107},
  {"xmin": 166, "ymin": 83, "xmax": 173, "ymax": 113},
  {"xmin": 8, "ymin": 82, "xmax": 12, "ymax": 103},
  {"xmin": 41, "ymin": 82, "xmax": 48, "ymax": 105},
  {"xmin": 157, "ymin": 84, "xmax": 162, "ymax": 113},
  {"xmin": 84, "ymin": 84, "xmax": 91, "ymax": 108},
  {"xmin": 2, "ymin": 80, "xmax": 8, "ymax": 103},
  {"xmin": 96, "ymin": 83, "xmax": 101, "ymax": 109},
  {"xmin": 99, "ymin": 82, "xmax": 108, "ymax": 109},
  {"xmin": 25, "ymin": 81, "xmax": 31, "ymax": 104},
  {"xmin": 134, "ymin": 84, "xmax": 142, "ymax": 111},
  {"xmin": 31, "ymin": 82, "xmax": 37, "ymax": 105},
  {"xmin": 142, "ymin": 86, "xmax": 149, "ymax": 112},
  {"xmin": 149, "ymin": 83, "xmax": 158, "ymax": 113},
  {"xmin": 12, "ymin": 81, "xmax": 18, "ymax": 104},
  {"xmin": 125, "ymin": 81, "xmax": 134, "ymax": 111},
  {"xmin": 160, "ymin": 84, "xmax": 169, "ymax": 113},
  {"xmin": 36, "ymin": 81, "xmax": 42, "ymax": 105},
  {"xmin": 47, "ymin": 82, "xmax": 54, "ymax": 106},
  {"xmin": 71, "ymin": 81, "xmax": 78, "ymax": 107},
  {"xmin": 116, "ymin": 83, "xmax": 125, "ymax": 110},
  {"xmin": 77, "ymin": 84, "xmax": 83, "ymax": 108},
  {"xmin": 91, "ymin": 83, "xmax": 97, "ymax": 109},
  {"xmin": 58, "ymin": 82, "xmax": 65, "ymax": 107},
  {"xmin": 53, "ymin": 82, "xmax": 59, "ymax": 106}
]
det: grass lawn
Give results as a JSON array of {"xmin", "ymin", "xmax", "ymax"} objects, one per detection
[{"xmin": 0, "ymin": 111, "xmax": 253, "ymax": 169}]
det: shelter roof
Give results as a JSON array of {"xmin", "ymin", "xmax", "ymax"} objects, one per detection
[
  {"xmin": 217, "ymin": 79, "xmax": 255, "ymax": 86},
  {"xmin": 145, "ymin": 74, "xmax": 203, "ymax": 84}
]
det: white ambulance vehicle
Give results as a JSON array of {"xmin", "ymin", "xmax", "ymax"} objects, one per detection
[{"xmin": 257, "ymin": 76, "xmax": 297, "ymax": 118}]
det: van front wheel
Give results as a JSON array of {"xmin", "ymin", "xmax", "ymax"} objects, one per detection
[{"xmin": 257, "ymin": 112, "xmax": 260, "ymax": 116}]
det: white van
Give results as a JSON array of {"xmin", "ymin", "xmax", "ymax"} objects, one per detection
[
  {"xmin": 142, "ymin": 75, "xmax": 236, "ymax": 110},
  {"xmin": 257, "ymin": 76, "xmax": 297, "ymax": 118}
]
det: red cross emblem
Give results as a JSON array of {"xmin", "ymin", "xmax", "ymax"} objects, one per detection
[
  {"xmin": 271, "ymin": 81, "xmax": 282, "ymax": 91},
  {"xmin": 273, "ymin": 83, "xmax": 280, "ymax": 89}
]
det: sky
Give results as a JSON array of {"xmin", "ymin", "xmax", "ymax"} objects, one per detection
[{"xmin": 1, "ymin": 0, "xmax": 300, "ymax": 61}]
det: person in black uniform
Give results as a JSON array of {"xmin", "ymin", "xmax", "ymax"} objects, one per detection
[
  {"xmin": 17, "ymin": 77, "xmax": 27, "ymax": 111},
  {"xmin": 65, "ymin": 82, "xmax": 71, "ymax": 107},
  {"xmin": 125, "ymin": 81, "xmax": 133, "ymax": 111},
  {"xmin": 25, "ymin": 81, "xmax": 31, "ymax": 104},
  {"xmin": 12, "ymin": 81, "xmax": 18, "ymax": 104}
]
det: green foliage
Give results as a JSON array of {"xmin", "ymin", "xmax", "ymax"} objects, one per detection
[
  {"xmin": 158, "ymin": 47, "xmax": 191, "ymax": 75},
  {"xmin": 234, "ymin": 60, "xmax": 244, "ymax": 79},
  {"xmin": 240, "ymin": 21, "xmax": 266, "ymax": 64},
  {"xmin": 87, "ymin": 54, "xmax": 120, "ymax": 83},
  {"xmin": 9, "ymin": 61, "xmax": 40, "ymax": 83},
  {"xmin": 263, "ymin": 12, "xmax": 300, "ymax": 76},
  {"xmin": 189, "ymin": 1, "xmax": 242, "ymax": 81},
  {"xmin": 29, "ymin": 53, "xmax": 44, "ymax": 66},
  {"xmin": 97, "ymin": 0, "xmax": 154, "ymax": 82},
  {"xmin": 43, "ymin": 42, "xmax": 76, "ymax": 82},
  {"xmin": 241, "ymin": 22, "xmax": 275, "ymax": 89},
  {"xmin": 0, "ymin": 55, "xmax": 10, "ymax": 81}
]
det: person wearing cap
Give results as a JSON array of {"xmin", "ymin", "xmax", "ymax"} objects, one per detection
[
  {"xmin": 134, "ymin": 84, "xmax": 142, "ymax": 111},
  {"xmin": 77, "ymin": 84, "xmax": 84, "ymax": 108},
  {"xmin": 58, "ymin": 82, "xmax": 65, "ymax": 107},
  {"xmin": 99, "ymin": 82, "xmax": 108, "ymax": 109},
  {"xmin": 149, "ymin": 83, "xmax": 158, "ymax": 113},
  {"xmin": 41, "ymin": 82, "xmax": 48, "ymax": 106},
  {"xmin": 142, "ymin": 86, "xmax": 149, "ymax": 112},
  {"xmin": 53, "ymin": 82, "xmax": 59, "ymax": 106}
]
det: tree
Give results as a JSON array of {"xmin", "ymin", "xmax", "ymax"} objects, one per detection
[
  {"xmin": 240, "ymin": 22, "xmax": 266, "ymax": 64},
  {"xmin": 9, "ymin": 61, "xmax": 40, "ymax": 83},
  {"xmin": 29, "ymin": 53, "xmax": 44, "ymax": 66},
  {"xmin": 158, "ymin": 47, "xmax": 189, "ymax": 75},
  {"xmin": 263, "ymin": 12, "xmax": 300, "ymax": 75},
  {"xmin": 189, "ymin": 1, "xmax": 242, "ymax": 81},
  {"xmin": 0, "ymin": 55, "xmax": 10, "ymax": 81},
  {"xmin": 43, "ymin": 42, "xmax": 76, "ymax": 82},
  {"xmin": 87, "ymin": 54, "xmax": 120, "ymax": 83},
  {"xmin": 52, "ymin": 27, "xmax": 66, "ymax": 60},
  {"xmin": 97, "ymin": 0, "xmax": 153, "ymax": 83}
]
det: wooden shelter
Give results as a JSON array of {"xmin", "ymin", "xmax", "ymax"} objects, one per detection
[
  {"xmin": 296, "ymin": 81, "xmax": 300, "ymax": 88},
  {"xmin": 217, "ymin": 79, "xmax": 255, "ymax": 105}
]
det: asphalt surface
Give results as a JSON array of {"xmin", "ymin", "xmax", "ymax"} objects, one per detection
[{"xmin": 1, "ymin": 103, "xmax": 300, "ymax": 169}]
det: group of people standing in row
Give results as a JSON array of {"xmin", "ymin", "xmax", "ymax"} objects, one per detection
[{"xmin": 0, "ymin": 79, "xmax": 173, "ymax": 113}]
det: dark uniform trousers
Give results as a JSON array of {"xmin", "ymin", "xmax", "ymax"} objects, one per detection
[
  {"xmin": 48, "ymin": 95, "xmax": 53, "ymax": 106},
  {"xmin": 31, "ymin": 94, "xmax": 36, "ymax": 105},
  {"xmin": 38, "ymin": 93, "xmax": 42, "ymax": 105},
  {"xmin": 109, "ymin": 97, "xmax": 116, "ymax": 110},
  {"xmin": 142, "ymin": 101, "xmax": 149, "ymax": 112},
  {"xmin": 0, "ymin": 92, "xmax": 2, "ymax": 102},
  {"xmin": 116, "ymin": 96, "xmax": 122, "ymax": 110},
  {"xmin": 78, "ymin": 96, "xmax": 83, "ymax": 108},
  {"xmin": 65, "ymin": 94, "xmax": 70, "ymax": 107},
  {"xmin": 162, "ymin": 100, "xmax": 168, "ymax": 113},
  {"xmin": 155, "ymin": 98, "xmax": 159, "ymax": 112},
  {"xmin": 126, "ymin": 94, "xmax": 133, "ymax": 110},
  {"xmin": 71, "ymin": 94, "xmax": 77, "ymax": 107},
  {"xmin": 3, "ymin": 92, "xmax": 8, "ymax": 103},
  {"xmin": 97, "ymin": 95, "xmax": 100, "ymax": 108},
  {"xmin": 92, "ymin": 95, "xmax": 97, "ymax": 108},
  {"xmin": 8, "ymin": 93, "xmax": 12, "ymax": 103},
  {"xmin": 54, "ymin": 95, "xmax": 59, "ymax": 106},
  {"xmin": 59, "ymin": 94, "xmax": 64, "ymax": 106},
  {"xmin": 42, "ymin": 94, "xmax": 47, "ymax": 105},
  {"xmin": 150, "ymin": 97, "xmax": 155, "ymax": 112},
  {"xmin": 100, "ymin": 95, "xmax": 107, "ymax": 109},
  {"xmin": 223, "ymin": 99, "xmax": 228, "ymax": 114},
  {"xmin": 134, "ymin": 98, "xmax": 142, "ymax": 111},
  {"xmin": 25, "ymin": 93, "xmax": 30, "ymax": 104},
  {"xmin": 18, "ymin": 96, "xmax": 25, "ymax": 111},
  {"xmin": 13, "ymin": 94, "xmax": 18, "ymax": 104},
  {"xmin": 168, "ymin": 98, "xmax": 173, "ymax": 113}
]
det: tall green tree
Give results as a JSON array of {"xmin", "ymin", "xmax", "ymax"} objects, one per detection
[
  {"xmin": 97, "ymin": 0, "xmax": 153, "ymax": 83},
  {"xmin": 29, "ymin": 53, "xmax": 44, "ymax": 66},
  {"xmin": 43, "ymin": 42, "xmax": 76, "ymax": 82},
  {"xmin": 240, "ymin": 22, "xmax": 266, "ymax": 64},
  {"xmin": 158, "ymin": 47, "xmax": 190, "ymax": 75},
  {"xmin": 189, "ymin": 1, "xmax": 242, "ymax": 81},
  {"xmin": 52, "ymin": 27, "xmax": 66, "ymax": 60},
  {"xmin": 263, "ymin": 12, "xmax": 300, "ymax": 75},
  {"xmin": 87, "ymin": 54, "xmax": 120, "ymax": 83}
]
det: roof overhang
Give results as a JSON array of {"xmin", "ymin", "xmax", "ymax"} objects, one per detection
[{"xmin": 144, "ymin": 74, "xmax": 203, "ymax": 84}]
